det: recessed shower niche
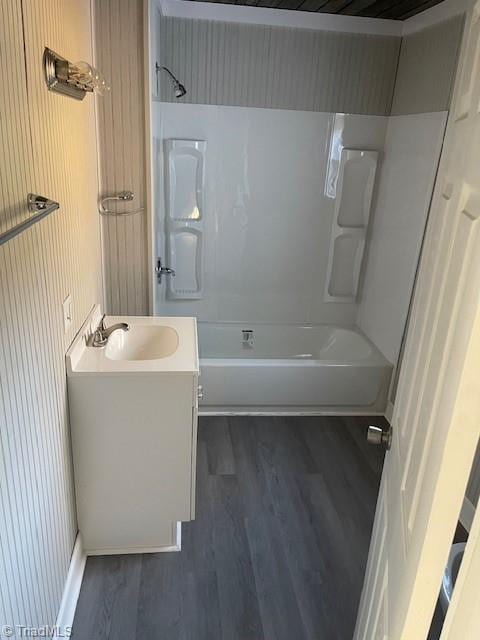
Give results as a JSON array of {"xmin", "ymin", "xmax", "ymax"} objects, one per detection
[
  {"xmin": 325, "ymin": 148, "xmax": 378, "ymax": 302},
  {"xmin": 164, "ymin": 138, "xmax": 206, "ymax": 299}
]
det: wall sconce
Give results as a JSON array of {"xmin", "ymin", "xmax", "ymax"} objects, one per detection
[{"xmin": 43, "ymin": 48, "xmax": 110, "ymax": 101}]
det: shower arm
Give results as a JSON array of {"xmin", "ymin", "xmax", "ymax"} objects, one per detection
[
  {"xmin": 155, "ymin": 63, "xmax": 186, "ymax": 98},
  {"xmin": 159, "ymin": 65, "xmax": 176, "ymax": 83}
]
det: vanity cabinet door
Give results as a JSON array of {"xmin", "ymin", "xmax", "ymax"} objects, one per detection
[{"xmin": 69, "ymin": 372, "xmax": 197, "ymax": 553}]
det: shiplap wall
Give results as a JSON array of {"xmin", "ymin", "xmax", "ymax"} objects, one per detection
[
  {"xmin": 391, "ymin": 15, "xmax": 465, "ymax": 115},
  {"xmin": 159, "ymin": 17, "xmax": 400, "ymax": 115},
  {"xmin": 0, "ymin": 0, "xmax": 101, "ymax": 633},
  {"xmin": 94, "ymin": 0, "xmax": 149, "ymax": 315}
]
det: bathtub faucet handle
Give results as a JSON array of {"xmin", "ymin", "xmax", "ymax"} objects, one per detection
[{"xmin": 156, "ymin": 257, "xmax": 175, "ymax": 284}]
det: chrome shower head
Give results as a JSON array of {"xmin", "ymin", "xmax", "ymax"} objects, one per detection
[
  {"xmin": 156, "ymin": 63, "xmax": 187, "ymax": 99},
  {"xmin": 173, "ymin": 81, "xmax": 187, "ymax": 98}
]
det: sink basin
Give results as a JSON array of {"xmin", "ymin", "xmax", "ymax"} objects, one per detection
[
  {"xmin": 105, "ymin": 325, "xmax": 179, "ymax": 361},
  {"xmin": 66, "ymin": 308, "xmax": 198, "ymax": 375}
]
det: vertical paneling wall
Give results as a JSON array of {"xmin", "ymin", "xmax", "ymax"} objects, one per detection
[
  {"xmin": 0, "ymin": 0, "xmax": 101, "ymax": 633},
  {"xmin": 94, "ymin": 0, "xmax": 149, "ymax": 315},
  {"xmin": 391, "ymin": 16, "xmax": 465, "ymax": 115},
  {"xmin": 159, "ymin": 17, "xmax": 400, "ymax": 115}
]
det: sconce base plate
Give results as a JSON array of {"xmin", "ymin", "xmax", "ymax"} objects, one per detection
[{"xmin": 43, "ymin": 48, "xmax": 87, "ymax": 101}]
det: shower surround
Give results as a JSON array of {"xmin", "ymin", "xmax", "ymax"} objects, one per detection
[
  {"xmin": 154, "ymin": 103, "xmax": 387, "ymax": 325},
  {"xmin": 148, "ymin": 11, "xmax": 460, "ymax": 413},
  {"xmin": 153, "ymin": 104, "xmax": 390, "ymax": 413},
  {"xmin": 152, "ymin": 103, "xmax": 448, "ymax": 413}
]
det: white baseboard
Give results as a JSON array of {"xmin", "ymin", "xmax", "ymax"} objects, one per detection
[
  {"xmin": 55, "ymin": 533, "xmax": 86, "ymax": 633},
  {"xmin": 460, "ymin": 496, "xmax": 475, "ymax": 532},
  {"xmin": 85, "ymin": 522, "xmax": 182, "ymax": 556}
]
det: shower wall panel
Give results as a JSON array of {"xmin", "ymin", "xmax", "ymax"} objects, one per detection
[
  {"xmin": 154, "ymin": 102, "xmax": 387, "ymax": 324},
  {"xmin": 164, "ymin": 139, "xmax": 206, "ymax": 299},
  {"xmin": 325, "ymin": 149, "xmax": 379, "ymax": 302},
  {"xmin": 357, "ymin": 111, "xmax": 448, "ymax": 365}
]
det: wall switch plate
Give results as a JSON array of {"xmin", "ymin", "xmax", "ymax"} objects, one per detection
[{"xmin": 62, "ymin": 295, "xmax": 72, "ymax": 333}]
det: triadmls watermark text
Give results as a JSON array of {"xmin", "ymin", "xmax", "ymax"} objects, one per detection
[{"xmin": 1, "ymin": 625, "xmax": 72, "ymax": 638}]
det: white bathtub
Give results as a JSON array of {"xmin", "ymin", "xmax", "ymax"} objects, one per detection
[{"xmin": 198, "ymin": 323, "xmax": 392, "ymax": 414}]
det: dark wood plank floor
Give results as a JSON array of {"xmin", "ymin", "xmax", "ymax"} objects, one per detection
[{"xmin": 72, "ymin": 416, "xmax": 385, "ymax": 640}]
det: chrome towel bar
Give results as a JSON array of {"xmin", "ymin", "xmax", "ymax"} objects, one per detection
[
  {"xmin": 99, "ymin": 191, "xmax": 144, "ymax": 216},
  {"xmin": 0, "ymin": 194, "xmax": 60, "ymax": 247}
]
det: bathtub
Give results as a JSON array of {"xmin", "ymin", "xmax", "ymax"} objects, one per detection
[{"xmin": 198, "ymin": 323, "xmax": 392, "ymax": 415}]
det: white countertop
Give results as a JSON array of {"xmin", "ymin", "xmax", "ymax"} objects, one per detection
[{"xmin": 67, "ymin": 307, "xmax": 199, "ymax": 376}]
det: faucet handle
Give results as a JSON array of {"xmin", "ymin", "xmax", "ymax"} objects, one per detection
[
  {"xmin": 99, "ymin": 314, "xmax": 106, "ymax": 331},
  {"xmin": 87, "ymin": 326, "xmax": 106, "ymax": 347}
]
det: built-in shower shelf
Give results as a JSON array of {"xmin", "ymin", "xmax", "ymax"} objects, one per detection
[
  {"xmin": 164, "ymin": 139, "xmax": 206, "ymax": 300},
  {"xmin": 325, "ymin": 148, "xmax": 378, "ymax": 302}
]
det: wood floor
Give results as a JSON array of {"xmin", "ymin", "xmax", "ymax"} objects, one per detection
[{"xmin": 72, "ymin": 416, "xmax": 385, "ymax": 640}]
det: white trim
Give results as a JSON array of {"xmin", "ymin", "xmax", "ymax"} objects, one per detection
[
  {"xmin": 91, "ymin": 0, "xmax": 107, "ymax": 315},
  {"xmin": 86, "ymin": 544, "xmax": 180, "ymax": 555},
  {"xmin": 199, "ymin": 408, "xmax": 386, "ymax": 416},
  {"xmin": 385, "ymin": 400, "xmax": 394, "ymax": 423},
  {"xmin": 145, "ymin": 0, "xmax": 155, "ymax": 314},
  {"xmin": 55, "ymin": 534, "xmax": 86, "ymax": 633},
  {"xmin": 402, "ymin": 0, "xmax": 468, "ymax": 35},
  {"xmin": 85, "ymin": 522, "xmax": 182, "ymax": 556},
  {"xmin": 460, "ymin": 495, "xmax": 476, "ymax": 532},
  {"xmin": 159, "ymin": 0, "xmax": 403, "ymax": 36}
]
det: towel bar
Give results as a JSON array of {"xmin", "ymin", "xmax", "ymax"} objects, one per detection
[{"xmin": 0, "ymin": 194, "xmax": 60, "ymax": 247}]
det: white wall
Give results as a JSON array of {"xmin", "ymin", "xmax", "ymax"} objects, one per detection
[
  {"xmin": 357, "ymin": 111, "xmax": 448, "ymax": 364},
  {"xmin": 154, "ymin": 102, "xmax": 387, "ymax": 324},
  {"xmin": 0, "ymin": 0, "xmax": 102, "ymax": 632}
]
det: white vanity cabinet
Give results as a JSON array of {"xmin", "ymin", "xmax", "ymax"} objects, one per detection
[{"xmin": 66, "ymin": 308, "xmax": 199, "ymax": 555}]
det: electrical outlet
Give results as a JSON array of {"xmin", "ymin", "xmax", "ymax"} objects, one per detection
[{"xmin": 62, "ymin": 295, "xmax": 72, "ymax": 334}]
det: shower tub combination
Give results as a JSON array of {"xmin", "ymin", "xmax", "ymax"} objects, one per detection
[{"xmin": 198, "ymin": 323, "xmax": 392, "ymax": 415}]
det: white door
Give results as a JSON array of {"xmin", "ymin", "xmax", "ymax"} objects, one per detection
[
  {"xmin": 354, "ymin": 3, "xmax": 480, "ymax": 638},
  {"xmin": 440, "ymin": 487, "xmax": 480, "ymax": 638}
]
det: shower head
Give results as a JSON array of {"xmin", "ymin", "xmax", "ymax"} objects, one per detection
[
  {"xmin": 173, "ymin": 80, "xmax": 187, "ymax": 99},
  {"xmin": 156, "ymin": 63, "xmax": 187, "ymax": 99}
]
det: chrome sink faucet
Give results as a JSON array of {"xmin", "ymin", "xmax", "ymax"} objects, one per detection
[{"xmin": 88, "ymin": 315, "xmax": 130, "ymax": 347}]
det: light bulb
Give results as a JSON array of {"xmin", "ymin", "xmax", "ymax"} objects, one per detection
[
  {"xmin": 96, "ymin": 79, "xmax": 111, "ymax": 96},
  {"xmin": 73, "ymin": 61, "xmax": 94, "ymax": 82}
]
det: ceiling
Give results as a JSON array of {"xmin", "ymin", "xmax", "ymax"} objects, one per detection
[{"xmin": 185, "ymin": 0, "xmax": 444, "ymax": 20}]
